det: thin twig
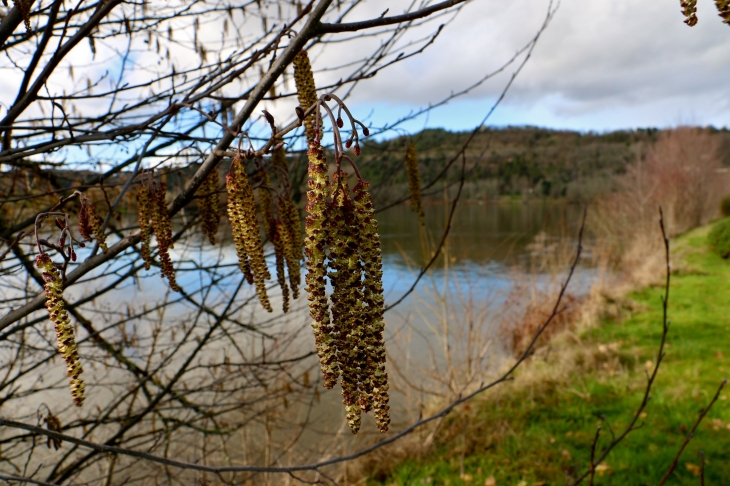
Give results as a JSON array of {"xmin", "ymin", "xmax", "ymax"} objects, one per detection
[
  {"xmin": 572, "ymin": 207, "xmax": 672, "ymax": 485},
  {"xmin": 658, "ymin": 380, "xmax": 727, "ymax": 486},
  {"xmin": 589, "ymin": 426, "xmax": 601, "ymax": 486}
]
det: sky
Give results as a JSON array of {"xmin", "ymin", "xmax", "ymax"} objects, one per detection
[
  {"xmin": 334, "ymin": 0, "xmax": 730, "ymax": 134},
  {"xmin": 3, "ymin": 0, "xmax": 728, "ymax": 147}
]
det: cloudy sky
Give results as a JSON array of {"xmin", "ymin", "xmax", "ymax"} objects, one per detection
[{"xmin": 336, "ymin": 0, "xmax": 730, "ymax": 133}]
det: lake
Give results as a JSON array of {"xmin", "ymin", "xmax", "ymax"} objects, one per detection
[{"xmin": 0, "ymin": 199, "xmax": 595, "ymax": 481}]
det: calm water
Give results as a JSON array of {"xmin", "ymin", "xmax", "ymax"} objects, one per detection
[{"xmin": 4, "ymin": 200, "xmax": 594, "ymax": 474}]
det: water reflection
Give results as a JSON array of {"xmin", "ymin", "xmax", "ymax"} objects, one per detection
[{"xmin": 0, "ymin": 199, "xmax": 596, "ymax": 479}]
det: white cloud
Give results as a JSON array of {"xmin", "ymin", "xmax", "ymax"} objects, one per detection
[{"xmin": 334, "ymin": 0, "xmax": 730, "ymax": 131}]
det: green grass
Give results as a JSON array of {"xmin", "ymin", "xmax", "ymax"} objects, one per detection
[{"xmin": 371, "ymin": 223, "xmax": 730, "ymax": 485}]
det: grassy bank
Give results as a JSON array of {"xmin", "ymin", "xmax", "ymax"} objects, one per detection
[{"xmin": 370, "ymin": 221, "xmax": 730, "ymax": 485}]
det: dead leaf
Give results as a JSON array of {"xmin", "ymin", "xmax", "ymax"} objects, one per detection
[
  {"xmin": 484, "ymin": 477, "xmax": 496, "ymax": 486},
  {"xmin": 685, "ymin": 462, "xmax": 701, "ymax": 476},
  {"xmin": 562, "ymin": 449, "xmax": 572, "ymax": 460},
  {"xmin": 595, "ymin": 463, "xmax": 610, "ymax": 476}
]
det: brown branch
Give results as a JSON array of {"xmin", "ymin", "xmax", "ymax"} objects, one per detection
[
  {"xmin": 700, "ymin": 450, "xmax": 705, "ymax": 486},
  {"xmin": 589, "ymin": 426, "xmax": 601, "ymax": 486},
  {"xmin": 572, "ymin": 207, "xmax": 672, "ymax": 485},
  {"xmin": 317, "ymin": 0, "xmax": 467, "ymax": 33},
  {"xmin": 0, "ymin": 1, "xmax": 38, "ymax": 48},
  {"xmin": 168, "ymin": 0, "xmax": 331, "ymax": 217},
  {"xmin": 0, "ymin": 0, "xmax": 125, "ymax": 132},
  {"xmin": 0, "ymin": 231, "xmax": 27, "ymax": 261}
]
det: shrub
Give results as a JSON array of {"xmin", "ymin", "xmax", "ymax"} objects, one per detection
[
  {"xmin": 721, "ymin": 195, "xmax": 730, "ymax": 217},
  {"xmin": 591, "ymin": 127, "xmax": 726, "ymax": 281},
  {"xmin": 708, "ymin": 218, "xmax": 730, "ymax": 258}
]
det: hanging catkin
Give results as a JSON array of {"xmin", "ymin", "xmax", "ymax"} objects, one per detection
[
  {"xmin": 681, "ymin": 0, "xmax": 698, "ymax": 25},
  {"xmin": 137, "ymin": 185, "xmax": 153, "ymax": 270},
  {"xmin": 716, "ymin": 0, "xmax": 730, "ymax": 24},
  {"xmin": 36, "ymin": 253, "xmax": 85, "ymax": 407},
  {"xmin": 78, "ymin": 197, "xmax": 108, "ymax": 253},
  {"xmin": 404, "ymin": 141, "xmax": 424, "ymax": 227},
  {"xmin": 199, "ymin": 170, "xmax": 220, "ymax": 245},
  {"xmin": 272, "ymin": 145, "xmax": 302, "ymax": 298},
  {"xmin": 293, "ymin": 50, "xmax": 321, "ymax": 143},
  {"xmin": 328, "ymin": 173, "xmax": 363, "ymax": 433},
  {"xmin": 227, "ymin": 156, "xmax": 272, "ymax": 311},
  {"xmin": 151, "ymin": 181, "xmax": 181, "ymax": 292},
  {"xmin": 353, "ymin": 180, "xmax": 390, "ymax": 433},
  {"xmin": 12, "ymin": 0, "xmax": 32, "ymax": 35},
  {"xmin": 304, "ymin": 140, "xmax": 338, "ymax": 388},
  {"xmin": 257, "ymin": 169, "xmax": 290, "ymax": 313},
  {"xmin": 272, "ymin": 219, "xmax": 291, "ymax": 313},
  {"xmin": 226, "ymin": 161, "xmax": 254, "ymax": 285}
]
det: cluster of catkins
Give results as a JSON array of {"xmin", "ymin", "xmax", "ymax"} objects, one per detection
[
  {"xmin": 252, "ymin": 146, "xmax": 302, "ymax": 313},
  {"xmin": 681, "ymin": 0, "xmax": 730, "ymax": 25},
  {"xmin": 294, "ymin": 49, "xmax": 389, "ymax": 433},
  {"xmin": 304, "ymin": 141, "xmax": 390, "ymax": 434},
  {"xmin": 404, "ymin": 140, "xmax": 424, "ymax": 227},
  {"xmin": 137, "ymin": 180, "xmax": 180, "ymax": 291},
  {"xmin": 78, "ymin": 195, "xmax": 108, "ymax": 252},
  {"xmin": 36, "ymin": 253, "xmax": 85, "ymax": 406},
  {"xmin": 135, "ymin": 157, "xmax": 301, "ymax": 313},
  {"xmin": 226, "ymin": 156, "xmax": 273, "ymax": 310}
]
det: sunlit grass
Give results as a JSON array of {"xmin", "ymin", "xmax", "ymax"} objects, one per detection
[{"xmin": 373, "ymin": 221, "xmax": 730, "ymax": 485}]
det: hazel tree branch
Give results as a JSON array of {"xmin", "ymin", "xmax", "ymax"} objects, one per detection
[{"xmin": 317, "ymin": 0, "xmax": 469, "ymax": 33}]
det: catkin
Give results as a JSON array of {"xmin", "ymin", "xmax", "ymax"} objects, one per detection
[
  {"xmin": 151, "ymin": 182, "xmax": 181, "ymax": 292},
  {"xmin": 137, "ymin": 185, "xmax": 153, "ymax": 270},
  {"xmin": 12, "ymin": 0, "xmax": 32, "ymax": 35},
  {"xmin": 716, "ymin": 0, "xmax": 730, "ymax": 24},
  {"xmin": 293, "ymin": 50, "xmax": 321, "ymax": 143},
  {"xmin": 328, "ymin": 173, "xmax": 364, "ymax": 433},
  {"xmin": 279, "ymin": 197, "xmax": 301, "ymax": 299},
  {"xmin": 353, "ymin": 181, "xmax": 390, "ymax": 433},
  {"xmin": 257, "ymin": 170, "xmax": 290, "ymax": 313},
  {"xmin": 273, "ymin": 145, "xmax": 302, "ymax": 298},
  {"xmin": 304, "ymin": 140, "xmax": 338, "ymax": 388},
  {"xmin": 78, "ymin": 198, "xmax": 108, "ymax": 253},
  {"xmin": 272, "ymin": 220, "xmax": 291, "ymax": 313},
  {"xmin": 404, "ymin": 141, "xmax": 425, "ymax": 227},
  {"xmin": 226, "ymin": 163, "xmax": 254, "ymax": 285},
  {"xmin": 36, "ymin": 253, "xmax": 85, "ymax": 407},
  {"xmin": 199, "ymin": 170, "xmax": 220, "ymax": 245},
  {"xmin": 228, "ymin": 157, "xmax": 272, "ymax": 311},
  {"xmin": 681, "ymin": 0, "xmax": 698, "ymax": 25}
]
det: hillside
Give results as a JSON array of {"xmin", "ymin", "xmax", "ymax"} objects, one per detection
[{"xmin": 344, "ymin": 126, "xmax": 730, "ymax": 206}]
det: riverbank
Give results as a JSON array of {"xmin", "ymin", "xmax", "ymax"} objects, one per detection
[{"xmin": 366, "ymin": 220, "xmax": 730, "ymax": 484}]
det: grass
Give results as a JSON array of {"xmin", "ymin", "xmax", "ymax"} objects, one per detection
[{"xmin": 369, "ymin": 222, "xmax": 730, "ymax": 485}]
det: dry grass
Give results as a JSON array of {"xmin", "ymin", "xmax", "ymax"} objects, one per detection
[{"xmin": 591, "ymin": 127, "xmax": 728, "ymax": 286}]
